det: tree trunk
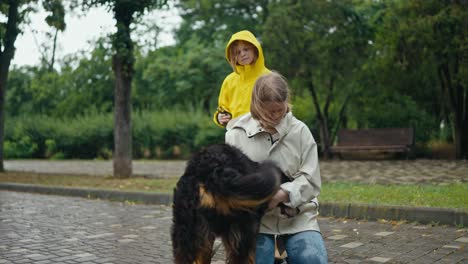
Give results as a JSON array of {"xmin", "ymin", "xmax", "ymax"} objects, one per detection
[
  {"xmin": 452, "ymin": 83, "xmax": 468, "ymax": 159},
  {"xmin": 112, "ymin": 5, "xmax": 134, "ymax": 178},
  {"xmin": 113, "ymin": 56, "xmax": 133, "ymax": 178},
  {"xmin": 438, "ymin": 62, "xmax": 467, "ymax": 159},
  {"xmin": 49, "ymin": 27, "xmax": 59, "ymax": 72},
  {"xmin": 307, "ymin": 74, "xmax": 332, "ymax": 159},
  {"xmin": 0, "ymin": 1, "xmax": 20, "ymax": 172}
]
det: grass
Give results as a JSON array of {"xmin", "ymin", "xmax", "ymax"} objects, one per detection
[
  {"xmin": 0, "ymin": 172, "xmax": 179, "ymax": 194},
  {"xmin": 321, "ymin": 182, "xmax": 467, "ymax": 210},
  {"xmin": 0, "ymin": 171, "xmax": 466, "ymax": 211}
]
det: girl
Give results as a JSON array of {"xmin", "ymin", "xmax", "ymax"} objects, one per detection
[
  {"xmin": 226, "ymin": 72, "xmax": 328, "ymax": 264},
  {"xmin": 214, "ymin": 30, "xmax": 270, "ymax": 127}
]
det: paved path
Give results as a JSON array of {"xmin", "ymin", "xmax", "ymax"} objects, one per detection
[
  {"xmin": 2, "ymin": 159, "xmax": 467, "ymax": 263},
  {"xmin": 0, "ymin": 191, "xmax": 466, "ymax": 264},
  {"xmin": 4, "ymin": 159, "xmax": 468, "ymax": 184}
]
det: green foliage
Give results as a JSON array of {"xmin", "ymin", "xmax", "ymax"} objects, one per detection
[
  {"xmin": 7, "ymin": 38, "xmax": 114, "ymax": 118},
  {"xmin": 43, "ymin": 0, "xmax": 66, "ymax": 31},
  {"xmin": 4, "ymin": 136, "xmax": 38, "ymax": 158},
  {"xmin": 193, "ymin": 118, "xmax": 225, "ymax": 148},
  {"xmin": 5, "ymin": 113, "xmax": 113, "ymax": 159},
  {"xmin": 366, "ymin": 0, "xmax": 468, "ymax": 157},
  {"xmin": 291, "ymin": 88, "xmax": 315, "ymax": 126},
  {"xmin": 133, "ymin": 110, "xmax": 200, "ymax": 158},
  {"xmin": 5, "ymin": 0, "xmax": 466, "ymax": 159},
  {"xmin": 55, "ymin": 38, "xmax": 114, "ymax": 116},
  {"xmin": 133, "ymin": 36, "xmax": 228, "ymax": 112},
  {"xmin": 175, "ymin": 0, "xmax": 270, "ymax": 45},
  {"xmin": 4, "ymin": 110, "xmax": 224, "ymax": 159},
  {"xmin": 350, "ymin": 90, "xmax": 437, "ymax": 142},
  {"xmin": 5, "ymin": 66, "xmax": 34, "ymax": 116},
  {"xmin": 262, "ymin": 0, "xmax": 374, "ymax": 151}
]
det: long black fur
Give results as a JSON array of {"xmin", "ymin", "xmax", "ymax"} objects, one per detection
[{"xmin": 171, "ymin": 144, "xmax": 285, "ymax": 264}]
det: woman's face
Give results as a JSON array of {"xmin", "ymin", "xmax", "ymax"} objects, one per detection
[
  {"xmin": 263, "ymin": 102, "xmax": 288, "ymax": 126},
  {"xmin": 235, "ymin": 41, "xmax": 256, "ymax": 66}
]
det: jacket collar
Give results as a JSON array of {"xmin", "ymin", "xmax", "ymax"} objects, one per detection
[{"xmin": 229, "ymin": 112, "xmax": 293, "ymax": 138}]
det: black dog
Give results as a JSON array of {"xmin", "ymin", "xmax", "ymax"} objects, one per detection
[{"xmin": 171, "ymin": 144, "xmax": 286, "ymax": 264}]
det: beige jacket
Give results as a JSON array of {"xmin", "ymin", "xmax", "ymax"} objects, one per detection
[{"xmin": 225, "ymin": 112, "xmax": 321, "ymax": 234}]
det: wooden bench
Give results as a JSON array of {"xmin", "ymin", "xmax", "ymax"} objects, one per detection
[{"xmin": 330, "ymin": 128, "xmax": 414, "ymax": 158}]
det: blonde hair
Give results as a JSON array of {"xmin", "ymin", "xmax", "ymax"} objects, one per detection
[
  {"xmin": 228, "ymin": 40, "xmax": 259, "ymax": 73},
  {"xmin": 251, "ymin": 72, "xmax": 290, "ymax": 129}
]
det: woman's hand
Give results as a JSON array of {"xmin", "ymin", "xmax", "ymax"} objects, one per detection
[
  {"xmin": 217, "ymin": 113, "xmax": 232, "ymax": 126},
  {"xmin": 268, "ymin": 189, "xmax": 289, "ymax": 210}
]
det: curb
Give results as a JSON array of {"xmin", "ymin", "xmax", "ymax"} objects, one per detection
[
  {"xmin": 0, "ymin": 182, "xmax": 172, "ymax": 205},
  {"xmin": 320, "ymin": 202, "xmax": 467, "ymax": 227},
  {"xmin": 1, "ymin": 182, "xmax": 466, "ymax": 227}
]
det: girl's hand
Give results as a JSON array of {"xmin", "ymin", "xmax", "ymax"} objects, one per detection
[
  {"xmin": 268, "ymin": 189, "xmax": 289, "ymax": 210},
  {"xmin": 217, "ymin": 113, "xmax": 232, "ymax": 126}
]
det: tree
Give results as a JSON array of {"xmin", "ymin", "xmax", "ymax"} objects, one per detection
[
  {"xmin": 79, "ymin": 0, "xmax": 167, "ymax": 178},
  {"xmin": 0, "ymin": 0, "xmax": 65, "ymax": 171},
  {"xmin": 54, "ymin": 38, "xmax": 114, "ymax": 117},
  {"xmin": 133, "ymin": 36, "xmax": 227, "ymax": 113},
  {"xmin": 31, "ymin": 0, "xmax": 66, "ymax": 71},
  {"xmin": 263, "ymin": 0, "xmax": 372, "ymax": 158},
  {"xmin": 175, "ymin": 0, "xmax": 270, "ymax": 46},
  {"xmin": 373, "ymin": 0, "xmax": 468, "ymax": 158},
  {"xmin": 0, "ymin": 0, "xmax": 22, "ymax": 172}
]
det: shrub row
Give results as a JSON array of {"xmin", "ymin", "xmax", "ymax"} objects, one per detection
[{"xmin": 4, "ymin": 110, "xmax": 225, "ymax": 159}]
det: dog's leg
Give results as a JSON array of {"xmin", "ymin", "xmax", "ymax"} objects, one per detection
[
  {"xmin": 223, "ymin": 221, "xmax": 259, "ymax": 264},
  {"xmin": 193, "ymin": 229, "xmax": 215, "ymax": 264},
  {"xmin": 173, "ymin": 227, "xmax": 215, "ymax": 264}
]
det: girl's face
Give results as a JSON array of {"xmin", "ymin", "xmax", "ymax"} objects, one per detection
[
  {"xmin": 263, "ymin": 102, "xmax": 288, "ymax": 126},
  {"xmin": 235, "ymin": 41, "xmax": 256, "ymax": 66}
]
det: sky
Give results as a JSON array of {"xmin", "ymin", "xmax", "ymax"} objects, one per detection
[{"xmin": 12, "ymin": 5, "xmax": 181, "ymax": 67}]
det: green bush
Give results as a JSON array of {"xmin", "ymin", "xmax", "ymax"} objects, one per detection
[
  {"xmin": 4, "ymin": 110, "xmax": 225, "ymax": 160},
  {"xmin": 133, "ymin": 110, "xmax": 204, "ymax": 159},
  {"xmin": 4, "ymin": 136, "xmax": 38, "ymax": 158},
  {"xmin": 349, "ymin": 92, "xmax": 437, "ymax": 143},
  {"xmin": 291, "ymin": 89, "xmax": 315, "ymax": 126},
  {"xmin": 5, "ymin": 114, "xmax": 114, "ymax": 159}
]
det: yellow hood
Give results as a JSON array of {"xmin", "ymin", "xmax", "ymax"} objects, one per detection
[{"xmin": 225, "ymin": 30, "xmax": 266, "ymax": 74}]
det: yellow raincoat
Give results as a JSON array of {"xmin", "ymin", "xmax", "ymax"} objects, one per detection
[{"xmin": 213, "ymin": 30, "xmax": 270, "ymax": 127}]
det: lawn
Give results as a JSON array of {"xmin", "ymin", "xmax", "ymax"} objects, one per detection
[{"xmin": 0, "ymin": 171, "xmax": 466, "ymax": 210}]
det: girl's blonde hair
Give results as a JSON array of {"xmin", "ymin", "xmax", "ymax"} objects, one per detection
[
  {"xmin": 228, "ymin": 40, "xmax": 259, "ymax": 73},
  {"xmin": 251, "ymin": 72, "xmax": 291, "ymax": 129}
]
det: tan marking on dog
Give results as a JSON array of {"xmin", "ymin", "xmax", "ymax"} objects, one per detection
[
  {"xmin": 199, "ymin": 185, "xmax": 276, "ymax": 215},
  {"xmin": 199, "ymin": 185, "xmax": 215, "ymax": 206}
]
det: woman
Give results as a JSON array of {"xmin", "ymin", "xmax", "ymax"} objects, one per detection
[{"xmin": 225, "ymin": 72, "xmax": 328, "ymax": 264}]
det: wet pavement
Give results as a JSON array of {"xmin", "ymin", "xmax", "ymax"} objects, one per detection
[
  {"xmin": 0, "ymin": 191, "xmax": 466, "ymax": 264},
  {"xmin": 1, "ymin": 159, "xmax": 467, "ymax": 263}
]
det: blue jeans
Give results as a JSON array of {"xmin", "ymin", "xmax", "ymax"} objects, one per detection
[{"xmin": 255, "ymin": 231, "xmax": 328, "ymax": 264}]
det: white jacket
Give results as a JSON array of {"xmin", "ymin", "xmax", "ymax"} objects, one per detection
[{"xmin": 225, "ymin": 112, "xmax": 321, "ymax": 234}]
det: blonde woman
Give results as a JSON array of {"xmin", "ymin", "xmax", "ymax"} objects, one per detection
[{"xmin": 226, "ymin": 72, "xmax": 328, "ymax": 264}]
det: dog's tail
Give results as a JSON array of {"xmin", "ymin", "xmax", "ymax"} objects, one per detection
[{"xmin": 203, "ymin": 161, "xmax": 282, "ymax": 209}]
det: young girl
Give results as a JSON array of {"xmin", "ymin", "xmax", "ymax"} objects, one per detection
[
  {"xmin": 225, "ymin": 72, "xmax": 328, "ymax": 264},
  {"xmin": 213, "ymin": 30, "xmax": 270, "ymax": 127}
]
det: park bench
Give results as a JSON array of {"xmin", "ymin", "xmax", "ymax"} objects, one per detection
[{"xmin": 330, "ymin": 127, "xmax": 415, "ymax": 159}]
